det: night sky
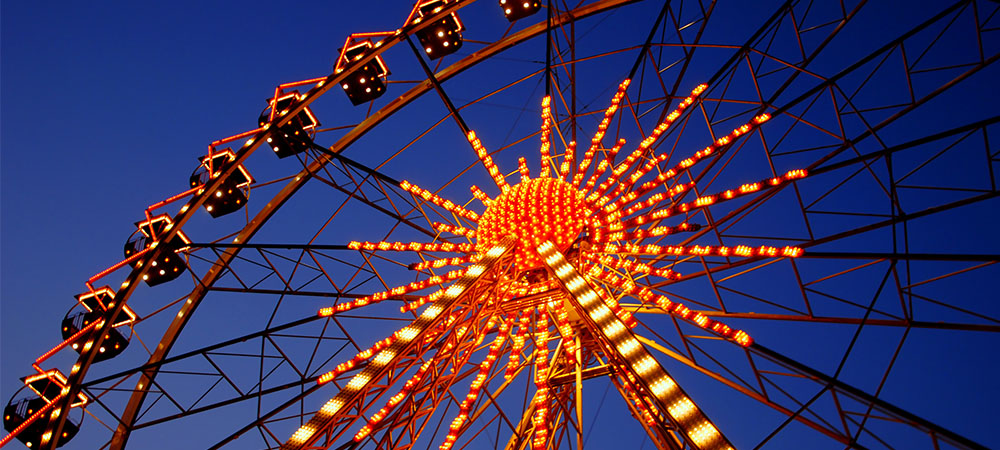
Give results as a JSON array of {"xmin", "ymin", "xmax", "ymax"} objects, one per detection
[{"xmin": 2, "ymin": 1, "xmax": 998, "ymax": 449}]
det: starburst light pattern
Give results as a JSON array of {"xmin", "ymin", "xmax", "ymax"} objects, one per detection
[{"xmin": 292, "ymin": 79, "xmax": 813, "ymax": 450}]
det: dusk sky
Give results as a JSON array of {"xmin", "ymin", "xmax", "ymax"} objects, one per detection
[{"xmin": 2, "ymin": 1, "xmax": 998, "ymax": 449}]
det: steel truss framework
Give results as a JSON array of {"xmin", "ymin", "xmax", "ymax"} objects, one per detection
[{"xmin": 7, "ymin": 0, "xmax": 997, "ymax": 449}]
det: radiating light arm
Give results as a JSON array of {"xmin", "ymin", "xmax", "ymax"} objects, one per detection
[
  {"xmin": 440, "ymin": 315, "xmax": 513, "ymax": 450},
  {"xmin": 317, "ymin": 336, "xmax": 397, "ymax": 384},
  {"xmin": 400, "ymin": 289, "xmax": 447, "ymax": 313},
  {"xmin": 319, "ymin": 268, "xmax": 467, "ymax": 315},
  {"xmin": 354, "ymin": 312, "xmax": 477, "ymax": 442},
  {"xmin": 618, "ymin": 376, "xmax": 664, "ymax": 429},
  {"xmin": 506, "ymin": 280, "xmax": 558, "ymax": 299},
  {"xmin": 434, "ymin": 222, "xmax": 477, "ymax": 239},
  {"xmin": 600, "ymin": 152, "xmax": 671, "ymax": 213},
  {"xmin": 574, "ymin": 79, "xmax": 631, "ymax": 188},
  {"xmin": 657, "ymin": 112, "xmax": 772, "ymax": 183},
  {"xmin": 622, "ymin": 181, "xmax": 695, "ymax": 216},
  {"xmin": 620, "ymin": 169, "xmax": 808, "ymax": 229},
  {"xmin": 585, "ymin": 264, "xmax": 753, "ymax": 347},
  {"xmin": 530, "ymin": 307, "xmax": 551, "ymax": 450},
  {"xmin": 517, "ymin": 157, "xmax": 531, "ymax": 183},
  {"xmin": 604, "ymin": 112, "xmax": 774, "ymax": 219},
  {"xmin": 348, "ymin": 240, "xmax": 474, "ymax": 253},
  {"xmin": 468, "ymin": 130, "xmax": 509, "ymax": 192},
  {"xmin": 284, "ymin": 239, "xmax": 515, "ymax": 450},
  {"xmin": 582, "ymin": 138, "xmax": 627, "ymax": 194},
  {"xmin": 573, "ymin": 143, "xmax": 598, "ymax": 188},
  {"xmin": 505, "ymin": 309, "xmax": 532, "ymax": 380},
  {"xmin": 353, "ymin": 355, "xmax": 437, "ymax": 442},
  {"xmin": 546, "ymin": 298, "xmax": 576, "ymax": 356},
  {"xmin": 594, "ymin": 222, "xmax": 701, "ymax": 244},
  {"xmin": 596, "ymin": 83, "xmax": 707, "ymax": 202},
  {"xmin": 595, "ymin": 111, "xmax": 773, "ymax": 223},
  {"xmin": 559, "ymin": 140, "xmax": 577, "ymax": 180},
  {"xmin": 469, "ymin": 185, "xmax": 492, "ymax": 207},
  {"xmin": 538, "ymin": 241, "xmax": 736, "ymax": 450},
  {"xmin": 597, "ymin": 243, "xmax": 803, "ymax": 259},
  {"xmin": 409, "ymin": 254, "xmax": 479, "ymax": 271},
  {"xmin": 583, "ymin": 252, "xmax": 681, "ymax": 280},
  {"xmin": 539, "ymin": 96, "xmax": 553, "ymax": 177},
  {"xmin": 400, "ymin": 179, "xmax": 480, "ymax": 222}
]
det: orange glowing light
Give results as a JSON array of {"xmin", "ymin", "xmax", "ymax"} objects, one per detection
[
  {"xmin": 539, "ymin": 96, "xmax": 553, "ymax": 177},
  {"xmin": 476, "ymin": 177, "xmax": 587, "ymax": 271},
  {"xmin": 23, "ymin": 369, "xmax": 88, "ymax": 407},
  {"xmin": 136, "ymin": 214, "xmax": 191, "ymax": 248},
  {"xmin": 294, "ymin": 78, "xmax": 815, "ymax": 449}
]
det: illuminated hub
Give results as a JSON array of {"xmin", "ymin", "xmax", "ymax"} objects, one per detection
[
  {"xmin": 257, "ymin": 91, "xmax": 319, "ymax": 158},
  {"xmin": 499, "ymin": 0, "xmax": 541, "ymax": 21},
  {"xmin": 476, "ymin": 178, "xmax": 587, "ymax": 271},
  {"xmin": 297, "ymin": 80, "xmax": 811, "ymax": 449}
]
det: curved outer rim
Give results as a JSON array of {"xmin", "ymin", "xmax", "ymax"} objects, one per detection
[{"xmin": 107, "ymin": 0, "xmax": 638, "ymax": 448}]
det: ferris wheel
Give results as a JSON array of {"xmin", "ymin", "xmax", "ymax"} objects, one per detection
[{"xmin": 3, "ymin": 0, "xmax": 999, "ymax": 449}]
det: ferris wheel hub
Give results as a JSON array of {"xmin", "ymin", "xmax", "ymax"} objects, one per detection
[{"xmin": 476, "ymin": 177, "xmax": 587, "ymax": 271}]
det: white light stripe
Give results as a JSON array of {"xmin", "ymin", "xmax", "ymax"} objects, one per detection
[
  {"xmin": 397, "ymin": 326, "xmax": 418, "ymax": 341},
  {"xmin": 286, "ymin": 239, "xmax": 515, "ymax": 449},
  {"xmin": 536, "ymin": 239, "xmax": 733, "ymax": 450},
  {"xmin": 346, "ymin": 374, "xmax": 370, "ymax": 390},
  {"xmin": 320, "ymin": 399, "xmax": 343, "ymax": 415},
  {"xmin": 650, "ymin": 377, "xmax": 678, "ymax": 398},
  {"xmin": 603, "ymin": 321, "xmax": 626, "ymax": 338},
  {"xmin": 421, "ymin": 304, "xmax": 443, "ymax": 319},
  {"xmin": 618, "ymin": 338, "xmax": 641, "ymax": 357},
  {"xmin": 290, "ymin": 425, "xmax": 315, "ymax": 443},
  {"xmin": 373, "ymin": 350, "xmax": 395, "ymax": 366}
]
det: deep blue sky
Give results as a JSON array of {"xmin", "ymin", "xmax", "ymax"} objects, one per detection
[{"xmin": 3, "ymin": 1, "xmax": 998, "ymax": 449}]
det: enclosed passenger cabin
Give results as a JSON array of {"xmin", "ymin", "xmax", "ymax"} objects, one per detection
[
  {"xmin": 3, "ymin": 397, "xmax": 79, "ymax": 448},
  {"xmin": 336, "ymin": 40, "xmax": 390, "ymax": 106},
  {"xmin": 4, "ymin": 371, "xmax": 88, "ymax": 448},
  {"xmin": 123, "ymin": 215, "xmax": 191, "ymax": 286},
  {"xmin": 189, "ymin": 149, "xmax": 254, "ymax": 218},
  {"xmin": 411, "ymin": 0, "xmax": 465, "ymax": 60},
  {"xmin": 61, "ymin": 287, "xmax": 136, "ymax": 363},
  {"xmin": 257, "ymin": 91, "xmax": 319, "ymax": 158},
  {"xmin": 499, "ymin": 0, "xmax": 541, "ymax": 21}
]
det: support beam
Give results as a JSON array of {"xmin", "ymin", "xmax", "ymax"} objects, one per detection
[
  {"xmin": 538, "ymin": 241, "xmax": 735, "ymax": 450},
  {"xmin": 188, "ymin": 243, "xmax": 351, "ymax": 251},
  {"xmin": 82, "ymin": 315, "xmax": 324, "ymax": 388},
  {"xmin": 799, "ymin": 252, "xmax": 999, "ymax": 262},
  {"xmin": 281, "ymin": 238, "xmax": 515, "ymax": 449},
  {"xmin": 107, "ymin": 4, "xmax": 640, "ymax": 447},
  {"xmin": 622, "ymin": 307, "xmax": 1000, "ymax": 332},
  {"xmin": 752, "ymin": 343, "xmax": 989, "ymax": 450},
  {"xmin": 549, "ymin": 364, "xmax": 611, "ymax": 386}
]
